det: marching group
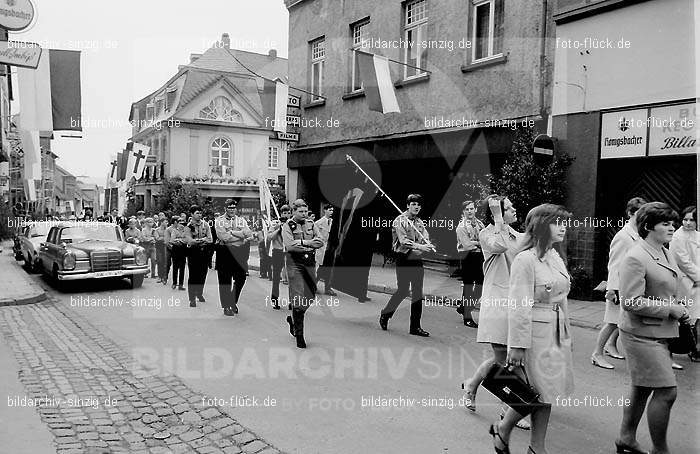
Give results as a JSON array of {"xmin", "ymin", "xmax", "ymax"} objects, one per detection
[{"xmin": 105, "ymin": 192, "xmax": 698, "ymax": 454}]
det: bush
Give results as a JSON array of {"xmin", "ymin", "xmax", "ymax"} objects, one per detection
[
  {"xmin": 569, "ymin": 265, "xmax": 594, "ymax": 300},
  {"xmin": 154, "ymin": 177, "xmax": 206, "ymax": 217}
]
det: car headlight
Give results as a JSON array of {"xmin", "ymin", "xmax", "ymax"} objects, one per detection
[
  {"xmin": 134, "ymin": 247, "xmax": 147, "ymax": 265},
  {"xmin": 63, "ymin": 252, "xmax": 76, "ymax": 270}
]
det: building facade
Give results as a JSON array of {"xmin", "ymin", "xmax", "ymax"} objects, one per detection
[
  {"xmin": 551, "ymin": 0, "xmax": 697, "ymax": 281},
  {"xmin": 285, "ymin": 0, "xmax": 556, "ymax": 253},
  {"xmin": 128, "ymin": 34, "xmax": 288, "ymax": 213}
]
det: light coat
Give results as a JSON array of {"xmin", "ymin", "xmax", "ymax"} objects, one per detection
[
  {"xmin": 508, "ymin": 248, "xmax": 574, "ymax": 403},
  {"xmin": 618, "ymin": 241, "xmax": 683, "ymax": 339}
]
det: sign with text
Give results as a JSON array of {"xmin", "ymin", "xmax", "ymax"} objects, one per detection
[
  {"xmin": 0, "ymin": 0, "xmax": 35, "ymax": 31},
  {"xmin": 287, "ymin": 94, "xmax": 301, "ymax": 108},
  {"xmin": 277, "ymin": 132, "xmax": 299, "ymax": 142},
  {"xmin": 0, "ymin": 41, "xmax": 41, "ymax": 68},
  {"xmin": 286, "ymin": 114, "xmax": 301, "ymax": 127},
  {"xmin": 648, "ymin": 103, "xmax": 697, "ymax": 156},
  {"xmin": 600, "ymin": 109, "xmax": 648, "ymax": 159}
]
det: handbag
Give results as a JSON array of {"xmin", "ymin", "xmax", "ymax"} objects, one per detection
[
  {"xmin": 669, "ymin": 321, "xmax": 697, "ymax": 355},
  {"xmin": 481, "ymin": 363, "xmax": 542, "ymax": 417}
]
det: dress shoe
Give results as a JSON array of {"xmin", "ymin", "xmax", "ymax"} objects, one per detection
[
  {"xmin": 614, "ymin": 441, "xmax": 649, "ymax": 454},
  {"xmin": 189, "ymin": 301, "xmax": 196, "ymax": 308},
  {"xmin": 672, "ymin": 362, "xmax": 683, "ymax": 370},
  {"xmin": 325, "ymin": 289, "xmax": 337, "ymax": 296},
  {"xmin": 358, "ymin": 296, "xmax": 371, "ymax": 303},
  {"xmin": 409, "ymin": 327, "xmax": 430, "ymax": 337},
  {"xmin": 379, "ymin": 314, "xmax": 389, "ymax": 331},
  {"xmin": 224, "ymin": 308, "xmax": 234, "ymax": 316},
  {"xmin": 197, "ymin": 295, "xmax": 206, "ymax": 302},
  {"xmin": 232, "ymin": 305, "xmax": 239, "ymax": 314},
  {"xmin": 178, "ymin": 286, "xmax": 185, "ymax": 291},
  {"xmin": 171, "ymin": 284, "xmax": 176, "ymax": 289},
  {"xmin": 591, "ymin": 353, "xmax": 614, "ymax": 369},
  {"xmin": 605, "ymin": 347, "xmax": 625, "ymax": 360},
  {"xmin": 463, "ymin": 319, "xmax": 478, "ymax": 328},
  {"xmin": 286, "ymin": 316, "xmax": 295, "ymax": 336},
  {"xmin": 273, "ymin": 304, "xmax": 280, "ymax": 310}
]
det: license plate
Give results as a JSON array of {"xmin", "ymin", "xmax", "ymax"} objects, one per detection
[{"xmin": 92, "ymin": 270, "xmax": 123, "ymax": 278}]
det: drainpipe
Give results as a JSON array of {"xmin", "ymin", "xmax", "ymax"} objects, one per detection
[{"xmin": 539, "ymin": 0, "xmax": 549, "ymax": 122}]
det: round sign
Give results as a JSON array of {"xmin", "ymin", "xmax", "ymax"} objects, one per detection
[{"xmin": 0, "ymin": 0, "xmax": 35, "ymax": 31}]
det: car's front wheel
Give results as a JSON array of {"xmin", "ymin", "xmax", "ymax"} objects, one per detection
[{"xmin": 130, "ymin": 274, "xmax": 144, "ymax": 289}]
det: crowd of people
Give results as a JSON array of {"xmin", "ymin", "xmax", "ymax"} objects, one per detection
[{"xmin": 99, "ymin": 192, "xmax": 697, "ymax": 454}]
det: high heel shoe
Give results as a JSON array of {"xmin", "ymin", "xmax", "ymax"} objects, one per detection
[
  {"xmin": 614, "ymin": 441, "xmax": 649, "ymax": 454},
  {"xmin": 488, "ymin": 423, "xmax": 510, "ymax": 454},
  {"xmin": 460, "ymin": 382, "xmax": 476, "ymax": 411},
  {"xmin": 591, "ymin": 353, "xmax": 614, "ymax": 369}
]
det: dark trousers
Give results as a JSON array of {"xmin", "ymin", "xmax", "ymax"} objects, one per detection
[
  {"xmin": 187, "ymin": 247, "xmax": 209, "ymax": 302},
  {"xmin": 270, "ymin": 249, "xmax": 285, "ymax": 303},
  {"xmin": 460, "ymin": 250, "xmax": 485, "ymax": 317},
  {"xmin": 381, "ymin": 257, "xmax": 424, "ymax": 330},
  {"xmin": 171, "ymin": 245, "xmax": 186, "ymax": 286},
  {"xmin": 259, "ymin": 243, "xmax": 271, "ymax": 277},
  {"xmin": 216, "ymin": 245, "xmax": 248, "ymax": 309},
  {"xmin": 156, "ymin": 242, "xmax": 167, "ymax": 280}
]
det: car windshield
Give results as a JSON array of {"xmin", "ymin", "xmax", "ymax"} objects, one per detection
[
  {"xmin": 29, "ymin": 224, "xmax": 50, "ymax": 237},
  {"xmin": 60, "ymin": 225, "xmax": 122, "ymax": 243}
]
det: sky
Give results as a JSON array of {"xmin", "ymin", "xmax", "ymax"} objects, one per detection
[{"xmin": 10, "ymin": 0, "xmax": 289, "ymax": 186}]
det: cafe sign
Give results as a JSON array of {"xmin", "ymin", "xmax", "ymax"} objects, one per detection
[
  {"xmin": 0, "ymin": 40, "xmax": 41, "ymax": 68},
  {"xmin": 648, "ymin": 103, "xmax": 696, "ymax": 156},
  {"xmin": 0, "ymin": 0, "xmax": 35, "ymax": 31},
  {"xmin": 600, "ymin": 109, "xmax": 647, "ymax": 159}
]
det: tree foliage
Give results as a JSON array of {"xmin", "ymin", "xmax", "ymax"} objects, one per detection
[{"xmin": 154, "ymin": 177, "xmax": 206, "ymax": 217}]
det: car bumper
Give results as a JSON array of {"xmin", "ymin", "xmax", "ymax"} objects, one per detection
[{"xmin": 57, "ymin": 266, "xmax": 149, "ymax": 280}]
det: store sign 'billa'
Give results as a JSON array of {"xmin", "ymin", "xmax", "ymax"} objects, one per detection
[
  {"xmin": 0, "ymin": 0, "xmax": 35, "ymax": 31},
  {"xmin": 600, "ymin": 108, "xmax": 647, "ymax": 159},
  {"xmin": 648, "ymin": 103, "xmax": 697, "ymax": 156},
  {"xmin": 0, "ymin": 41, "xmax": 41, "ymax": 68}
]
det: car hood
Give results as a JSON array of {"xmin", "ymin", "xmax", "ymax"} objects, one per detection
[{"xmin": 67, "ymin": 240, "xmax": 136, "ymax": 255}]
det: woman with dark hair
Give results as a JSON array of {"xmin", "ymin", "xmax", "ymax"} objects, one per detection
[
  {"xmin": 460, "ymin": 195, "xmax": 526, "ymax": 428},
  {"xmin": 669, "ymin": 205, "xmax": 699, "ymax": 362},
  {"xmin": 497, "ymin": 203, "xmax": 574, "ymax": 454},
  {"xmin": 456, "ymin": 200, "xmax": 486, "ymax": 327},
  {"xmin": 615, "ymin": 202, "xmax": 689, "ymax": 454}
]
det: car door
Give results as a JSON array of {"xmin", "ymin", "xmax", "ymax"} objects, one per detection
[{"xmin": 40, "ymin": 228, "xmax": 58, "ymax": 271}]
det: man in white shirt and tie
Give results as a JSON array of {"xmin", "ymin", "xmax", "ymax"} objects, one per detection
[{"xmin": 314, "ymin": 204, "xmax": 336, "ymax": 296}]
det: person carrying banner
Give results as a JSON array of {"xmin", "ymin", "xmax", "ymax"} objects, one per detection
[
  {"xmin": 184, "ymin": 205, "xmax": 212, "ymax": 308},
  {"xmin": 282, "ymin": 199, "xmax": 325, "ymax": 348},
  {"xmin": 315, "ymin": 204, "xmax": 337, "ymax": 296},
  {"xmin": 379, "ymin": 194, "xmax": 435, "ymax": 337},
  {"xmin": 215, "ymin": 199, "xmax": 255, "ymax": 316},
  {"xmin": 269, "ymin": 205, "xmax": 291, "ymax": 310}
]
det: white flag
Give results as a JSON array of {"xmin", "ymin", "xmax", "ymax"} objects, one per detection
[
  {"xmin": 131, "ymin": 143, "xmax": 151, "ymax": 179},
  {"xmin": 17, "ymin": 52, "xmax": 53, "ymax": 131},
  {"xmin": 273, "ymin": 82, "xmax": 288, "ymax": 134},
  {"xmin": 20, "ymin": 129, "xmax": 42, "ymax": 180}
]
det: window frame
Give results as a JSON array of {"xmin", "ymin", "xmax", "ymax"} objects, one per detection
[
  {"xmin": 268, "ymin": 146, "xmax": 279, "ymax": 170},
  {"xmin": 209, "ymin": 137, "xmax": 233, "ymax": 177},
  {"xmin": 350, "ymin": 19, "xmax": 370, "ymax": 93},
  {"xmin": 199, "ymin": 96, "xmax": 242, "ymax": 122},
  {"xmin": 471, "ymin": 0, "xmax": 504, "ymax": 64},
  {"xmin": 310, "ymin": 37, "xmax": 326, "ymax": 102},
  {"xmin": 403, "ymin": 0, "xmax": 428, "ymax": 80}
]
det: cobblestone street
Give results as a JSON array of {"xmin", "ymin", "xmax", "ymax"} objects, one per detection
[{"xmin": 0, "ymin": 300, "xmax": 283, "ymax": 454}]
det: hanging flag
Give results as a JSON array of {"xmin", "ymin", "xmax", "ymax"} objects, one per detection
[
  {"xmin": 24, "ymin": 178, "xmax": 37, "ymax": 202},
  {"xmin": 116, "ymin": 151, "xmax": 125, "ymax": 181},
  {"xmin": 50, "ymin": 50, "xmax": 82, "ymax": 131},
  {"xmin": 262, "ymin": 79, "xmax": 290, "ymax": 132},
  {"xmin": 356, "ymin": 50, "xmax": 400, "ymax": 114},
  {"xmin": 129, "ymin": 143, "xmax": 151, "ymax": 180},
  {"xmin": 17, "ymin": 49, "xmax": 82, "ymax": 132},
  {"xmin": 108, "ymin": 156, "xmax": 118, "ymax": 185},
  {"xmin": 20, "ymin": 129, "xmax": 41, "ymax": 180},
  {"xmin": 17, "ymin": 51, "xmax": 53, "ymax": 131}
]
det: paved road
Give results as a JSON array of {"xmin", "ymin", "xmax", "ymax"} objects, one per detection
[{"xmin": 4, "ymin": 267, "xmax": 700, "ymax": 454}]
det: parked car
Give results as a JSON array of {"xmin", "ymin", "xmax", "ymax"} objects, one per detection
[
  {"xmin": 39, "ymin": 222, "xmax": 149, "ymax": 288},
  {"xmin": 19, "ymin": 222, "xmax": 51, "ymax": 272}
]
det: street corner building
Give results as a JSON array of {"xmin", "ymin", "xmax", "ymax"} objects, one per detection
[
  {"xmin": 551, "ymin": 0, "xmax": 697, "ymax": 283},
  {"xmin": 284, "ymin": 0, "xmax": 556, "ymax": 256},
  {"xmin": 126, "ymin": 34, "xmax": 290, "ymax": 214}
]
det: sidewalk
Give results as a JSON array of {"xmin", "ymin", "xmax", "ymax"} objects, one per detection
[
  {"xmin": 248, "ymin": 250, "xmax": 605, "ymax": 330},
  {"xmin": 0, "ymin": 241, "xmax": 47, "ymax": 307}
]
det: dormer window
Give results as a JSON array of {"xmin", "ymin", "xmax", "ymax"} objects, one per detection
[{"xmin": 199, "ymin": 96, "xmax": 242, "ymax": 122}]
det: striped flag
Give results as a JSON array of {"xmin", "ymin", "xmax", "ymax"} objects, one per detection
[
  {"xmin": 356, "ymin": 50, "xmax": 400, "ymax": 114},
  {"xmin": 17, "ymin": 49, "xmax": 82, "ymax": 132}
]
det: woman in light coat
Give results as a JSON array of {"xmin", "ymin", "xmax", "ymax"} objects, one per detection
[
  {"xmin": 494, "ymin": 204, "xmax": 574, "ymax": 454},
  {"xmin": 669, "ymin": 205, "xmax": 699, "ymax": 362},
  {"xmin": 461, "ymin": 196, "xmax": 523, "ymax": 417}
]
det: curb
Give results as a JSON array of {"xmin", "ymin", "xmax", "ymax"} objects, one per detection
[
  {"xmin": 250, "ymin": 263, "xmax": 601, "ymax": 331},
  {"xmin": 0, "ymin": 255, "xmax": 48, "ymax": 307}
]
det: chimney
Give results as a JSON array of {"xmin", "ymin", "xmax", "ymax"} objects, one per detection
[
  {"xmin": 268, "ymin": 49, "xmax": 278, "ymax": 59},
  {"xmin": 221, "ymin": 33, "xmax": 230, "ymax": 49},
  {"xmin": 189, "ymin": 53, "xmax": 202, "ymax": 63}
]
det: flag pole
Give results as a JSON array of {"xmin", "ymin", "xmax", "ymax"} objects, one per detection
[
  {"xmin": 345, "ymin": 154, "xmax": 433, "ymax": 247},
  {"xmin": 354, "ymin": 49, "xmax": 432, "ymax": 74}
]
